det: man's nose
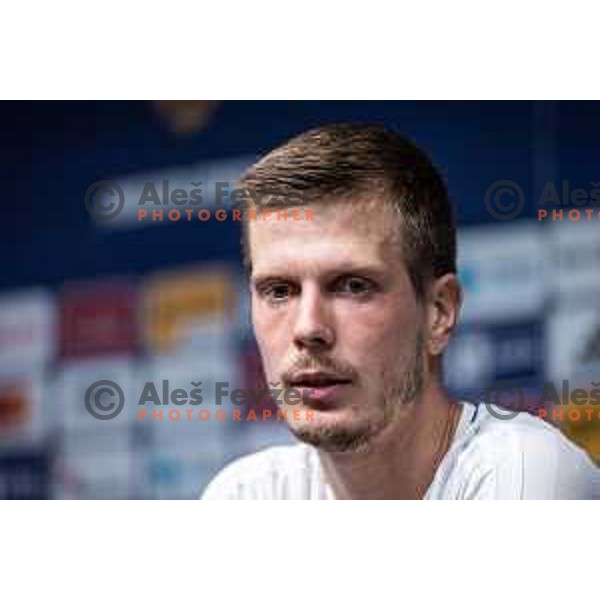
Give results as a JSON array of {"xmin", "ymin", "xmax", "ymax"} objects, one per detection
[{"xmin": 292, "ymin": 285, "xmax": 335, "ymax": 351}]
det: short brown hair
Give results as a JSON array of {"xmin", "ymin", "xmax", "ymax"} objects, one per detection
[{"xmin": 239, "ymin": 123, "xmax": 456, "ymax": 299}]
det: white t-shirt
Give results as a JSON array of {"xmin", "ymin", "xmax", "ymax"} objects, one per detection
[{"xmin": 201, "ymin": 401, "xmax": 599, "ymax": 499}]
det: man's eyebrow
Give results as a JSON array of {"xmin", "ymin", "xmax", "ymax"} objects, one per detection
[
  {"xmin": 250, "ymin": 274, "xmax": 285, "ymax": 287},
  {"xmin": 250, "ymin": 264, "xmax": 387, "ymax": 286},
  {"xmin": 324, "ymin": 264, "xmax": 387, "ymax": 279}
]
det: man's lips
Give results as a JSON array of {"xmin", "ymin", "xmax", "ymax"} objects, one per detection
[
  {"xmin": 288, "ymin": 373, "xmax": 350, "ymax": 387},
  {"xmin": 286, "ymin": 371, "xmax": 353, "ymax": 387},
  {"xmin": 285, "ymin": 372, "xmax": 353, "ymax": 405}
]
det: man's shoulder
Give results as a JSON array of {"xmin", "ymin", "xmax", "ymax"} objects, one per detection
[
  {"xmin": 455, "ymin": 403, "xmax": 599, "ymax": 498},
  {"xmin": 200, "ymin": 444, "xmax": 317, "ymax": 500},
  {"xmin": 473, "ymin": 405, "xmax": 589, "ymax": 459}
]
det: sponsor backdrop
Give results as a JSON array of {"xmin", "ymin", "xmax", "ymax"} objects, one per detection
[{"xmin": 2, "ymin": 101, "xmax": 599, "ymax": 498}]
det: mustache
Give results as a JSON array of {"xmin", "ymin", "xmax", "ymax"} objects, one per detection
[{"xmin": 281, "ymin": 355, "xmax": 358, "ymax": 385}]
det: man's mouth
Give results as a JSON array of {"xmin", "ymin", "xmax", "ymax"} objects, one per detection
[
  {"xmin": 286, "ymin": 372, "xmax": 353, "ymax": 405},
  {"xmin": 288, "ymin": 371, "xmax": 352, "ymax": 387}
]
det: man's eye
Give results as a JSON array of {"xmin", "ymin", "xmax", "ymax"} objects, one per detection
[
  {"xmin": 262, "ymin": 283, "xmax": 291, "ymax": 301},
  {"xmin": 337, "ymin": 277, "xmax": 375, "ymax": 295}
]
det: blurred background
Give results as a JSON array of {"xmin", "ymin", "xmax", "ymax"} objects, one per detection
[{"xmin": 1, "ymin": 100, "xmax": 599, "ymax": 499}]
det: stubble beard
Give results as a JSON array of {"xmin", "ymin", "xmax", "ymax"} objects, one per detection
[{"xmin": 287, "ymin": 334, "xmax": 425, "ymax": 453}]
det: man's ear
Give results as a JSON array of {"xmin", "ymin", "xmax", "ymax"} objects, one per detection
[{"xmin": 425, "ymin": 273, "xmax": 462, "ymax": 356}]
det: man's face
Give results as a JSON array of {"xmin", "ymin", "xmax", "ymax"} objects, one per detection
[{"xmin": 249, "ymin": 200, "xmax": 426, "ymax": 452}]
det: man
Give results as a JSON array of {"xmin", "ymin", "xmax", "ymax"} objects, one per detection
[{"xmin": 202, "ymin": 124, "xmax": 598, "ymax": 499}]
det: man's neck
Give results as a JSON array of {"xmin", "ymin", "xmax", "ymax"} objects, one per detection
[{"xmin": 317, "ymin": 385, "xmax": 461, "ymax": 500}]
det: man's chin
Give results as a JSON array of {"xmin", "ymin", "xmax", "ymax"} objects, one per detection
[{"xmin": 286, "ymin": 416, "xmax": 375, "ymax": 453}]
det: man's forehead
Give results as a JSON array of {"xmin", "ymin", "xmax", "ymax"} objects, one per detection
[
  {"xmin": 249, "ymin": 198, "xmax": 398, "ymax": 238},
  {"xmin": 248, "ymin": 201, "xmax": 403, "ymax": 275}
]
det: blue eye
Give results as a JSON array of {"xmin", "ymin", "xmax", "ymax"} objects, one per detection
[
  {"xmin": 338, "ymin": 277, "xmax": 374, "ymax": 295},
  {"xmin": 270, "ymin": 284, "xmax": 290, "ymax": 298},
  {"xmin": 261, "ymin": 282, "xmax": 292, "ymax": 303}
]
